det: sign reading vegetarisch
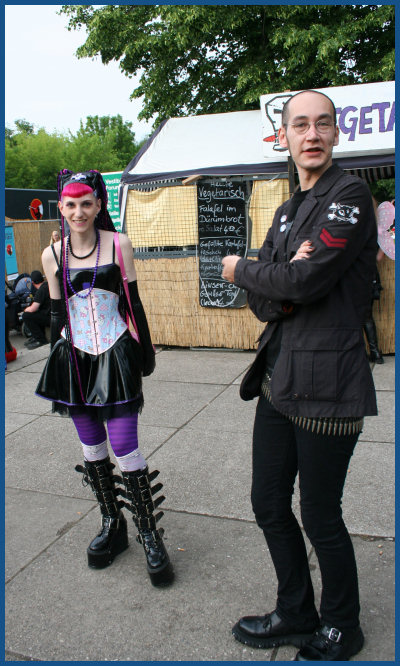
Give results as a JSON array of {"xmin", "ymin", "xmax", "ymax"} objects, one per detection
[
  {"xmin": 197, "ymin": 180, "xmax": 248, "ymax": 308},
  {"xmin": 260, "ymin": 81, "xmax": 395, "ymax": 159}
]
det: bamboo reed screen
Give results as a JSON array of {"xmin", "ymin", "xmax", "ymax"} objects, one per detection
[
  {"xmin": 135, "ymin": 256, "xmax": 266, "ymax": 349},
  {"xmin": 6, "ymin": 220, "xmax": 60, "ymax": 277},
  {"xmin": 368, "ymin": 253, "xmax": 395, "ymax": 355}
]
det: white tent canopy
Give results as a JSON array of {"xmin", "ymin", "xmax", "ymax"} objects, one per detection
[
  {"xmin": 122, "ymin": 110, "xmax": 276, "ymax": 183},
  {"xmin": 121, "ymin": 83, "xmax": 395, "ymax": 186}
]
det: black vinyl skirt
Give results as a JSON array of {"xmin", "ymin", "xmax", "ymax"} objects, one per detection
[{"xmin": 36, "ymin": 329, "xmax": 144, "ymax": 421}]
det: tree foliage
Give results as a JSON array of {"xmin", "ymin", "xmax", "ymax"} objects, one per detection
[
  {"xmin": 77, "ymin": 114, "xmax": 138, "ymax": 168},
  {"xmin": 5, "ymin": 128, "xmax": 68, "ymax": 189},
  {"xmin": 5, "ymin": 115, "xmax": 143, "ymax": 189},
  {"xmin": 60, "ymin": 4, "xmax": 395, "ymax": 126}
]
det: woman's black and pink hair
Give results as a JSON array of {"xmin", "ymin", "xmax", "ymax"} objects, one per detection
[{"xmin": 60, "ymin": 182, "xmax": 95, "ymax": 200}]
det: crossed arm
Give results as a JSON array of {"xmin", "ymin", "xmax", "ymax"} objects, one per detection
[{"xmin": 221, "ymin": 240, "xmax": 314, "ymax": 283}]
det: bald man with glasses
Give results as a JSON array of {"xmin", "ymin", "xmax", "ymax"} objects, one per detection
[{"xmin": 222, "ymin": 90, "xmax": 377, "ymax": 661}]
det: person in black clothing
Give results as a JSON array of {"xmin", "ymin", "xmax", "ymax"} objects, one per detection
[
  {"xmin": 362, "ymin": 198, "xmax": 385, "ymax": 364},
  {"xmin": 363, "ymin": 261, "xmax": 384, "ymax": 363},
  {"xmin": 222, "ymin": 90, "xmax": 377, "ymax": 661},
  {"xmin": 22, "ymin": 270, "xmax": 51, "ymax": 349},
  {"xmin": 5, "ymin": 294, "xmax": 18, "ymax": 363}
]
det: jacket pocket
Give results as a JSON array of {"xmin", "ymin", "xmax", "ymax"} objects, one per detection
[{"xmin": 280, "ymin": 328, "xmax": 361, "ymax": 403}]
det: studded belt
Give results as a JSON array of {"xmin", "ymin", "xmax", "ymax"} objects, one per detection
[{"xmin": 261, "ymin": 371, "xmax": 364, "ymax": 436}]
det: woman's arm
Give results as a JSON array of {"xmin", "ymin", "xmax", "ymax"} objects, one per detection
[
  {"xmin": 41, "ymin": 242, "xmax": 64, "ymax": 348},
  {"xmin": 116, "ymin": 232, "xmax": 155, "ymax": 375},
  {"xmin": 41, "ymin": 244, "xmax": 61, "ymax": 299},
  {"xmin": 115, "ymin": 232, "xmax": 137, "ymax": 281}
]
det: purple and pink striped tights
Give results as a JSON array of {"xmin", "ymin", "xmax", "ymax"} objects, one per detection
[{"xmin": 70, "ymin": 410, "xmax": 146, "ymax": 472}]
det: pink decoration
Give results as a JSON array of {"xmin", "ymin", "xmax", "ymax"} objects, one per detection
[{"xmin": 377, "ymin": 201, "xmax": 395, "ymax": 260}]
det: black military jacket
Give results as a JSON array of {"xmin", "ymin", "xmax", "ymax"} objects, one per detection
[{"xmin": 234, "ymin": 164, "xmax": 378, "ymax": 418}]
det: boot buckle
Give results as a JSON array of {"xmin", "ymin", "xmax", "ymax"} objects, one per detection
[{"xmin": 327, "ymin": 628, "xmax": 342, "ymax": 643}]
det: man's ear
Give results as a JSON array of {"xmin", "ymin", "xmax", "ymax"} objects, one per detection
[
  {"xmin": 278, "ymin": 126, "xmax": 288, "ymax": 150},
  {"xmin": 333, "ymin": 124, "xmax": 339, "ymax": 147}
]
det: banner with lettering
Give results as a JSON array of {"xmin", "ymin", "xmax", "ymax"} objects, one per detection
[
  {"xmin": 260, "ymin": 81, "xmax": 395, "ymax": 159},
  {"xmin": 197, "ymin": 180, "xmax": 248, "ymax": 308},
  {"xmin": 102, "ymin": 172, "xmax": 123, "ymax": 231}
]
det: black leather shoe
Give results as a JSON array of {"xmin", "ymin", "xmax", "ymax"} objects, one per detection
[
  {"xmin": 26, "ymin": 339, "xmax": 47, "ymax": 350},
  {"xmin": 295, "ymin": 624, "xmax": 364, "ymax": 660},
  {"xmin": 232, "ymin": 610, "xmax": 319, "ymax": 649}
]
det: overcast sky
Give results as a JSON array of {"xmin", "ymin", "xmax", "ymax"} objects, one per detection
[{"xmin": 5, "ymin": 4, "xmax": 153, "ymax": 141}]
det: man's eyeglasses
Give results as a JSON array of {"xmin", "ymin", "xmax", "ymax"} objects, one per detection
[{"xmin": 286, "ymin": 120, "xmax": 335, "ymax": 134}]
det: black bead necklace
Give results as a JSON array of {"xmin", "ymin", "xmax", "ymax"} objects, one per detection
[
  {"xmin": 65, "ymin": 229, "xmax": 101, "ymax": 299},
  {"xmin": 69, "ymin": 229, "xmax": 99, "ymax": 259}
]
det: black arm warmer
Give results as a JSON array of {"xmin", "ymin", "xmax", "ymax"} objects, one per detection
[
  {"xmin": 50, "ymin": 299, "xmax": 64, "ymax": 349},
  {"xmin": 128, "ymin": 281, "xmax": 155, "ymax": 376}
]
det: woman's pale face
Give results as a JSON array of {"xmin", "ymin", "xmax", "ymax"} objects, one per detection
[{"xmin": 58, "ymin": 193, "xmax": 101, "ymax": 234}]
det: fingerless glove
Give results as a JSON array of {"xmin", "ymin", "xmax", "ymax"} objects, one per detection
[
  {"xmin": 50, "ymin": 299, "xmax": 65, "ymax": 349},
  {"xmin": 127, "ymin": 281, "xmax": 156, "ymax": 376}
]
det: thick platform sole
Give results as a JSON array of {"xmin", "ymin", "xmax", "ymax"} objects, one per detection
[
  {"xmin": 295, "ymin": 627, "xmax": 364, "ymax": 661},
  {"xmin": 232, "ymin": 622, "xmax": 315, "ymax": 649},
  {"xmin": 343, "ymin": 629, "xmax": 365, "ymax": 660},
  {"xmin": 148, "ymin": 560, "xmax": 174, "ymax": 587},
  {"xmin": 87, "ymin": 530, "xmax": 129, "ymax": 569}
]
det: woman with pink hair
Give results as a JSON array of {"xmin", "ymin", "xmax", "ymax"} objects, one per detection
[{"xmin": 36, "ymin": 169, "xmax": 173, "ymax": 587}]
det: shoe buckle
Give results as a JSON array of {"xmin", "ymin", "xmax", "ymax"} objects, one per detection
[{"xmin": 327, "ymin": 627, "xmax": 342, "ymax": 643}]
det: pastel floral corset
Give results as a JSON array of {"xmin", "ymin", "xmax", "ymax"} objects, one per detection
[{"xmin": 62, "ymin": 288, "xmax": 128, "ymax": 355}]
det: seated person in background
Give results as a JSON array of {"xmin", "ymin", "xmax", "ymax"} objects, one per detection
[
  {"xmin": 22, "ymin": 270, "xmax": 51, "ymax": 349},
  {"xmin": 5, "ymin": 295, "xmax": 18, "ymax": 363}
]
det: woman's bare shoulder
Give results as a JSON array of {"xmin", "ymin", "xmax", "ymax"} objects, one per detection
[
  {"xmin": 116, "ymin": 231, "xmax": 133, "ymax": 247},
  {"xmin": 42, "ymin": 241, "xmax": 59, "ymax": 266},
  {"xmin": 115, "ymin": 232, "xmax": 134, "ymax": 256}
]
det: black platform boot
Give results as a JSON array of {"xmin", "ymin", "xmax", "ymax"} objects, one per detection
[
  {"xmin": 75, "ymin": 457, "xmax": 129, "ymax": 569},
  {"xmin": 364, "ymin": 319, "xmax": 384, "ymax": 364},
  {"xmin": 121, "ymin": 467, "xmax": 174, "ymax": 587}
]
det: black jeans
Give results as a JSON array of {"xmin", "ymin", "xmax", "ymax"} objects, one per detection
[
  {"xmin": 22, "ymin": 310, "xmax": 49, "ymax": 343},
  {"xmin": 251, "ymin": 395, "xmax": 360, "ymax": 630}
]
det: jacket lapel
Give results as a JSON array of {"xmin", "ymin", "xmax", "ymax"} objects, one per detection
[
  {"xmin": 285, "ymin": 164, "xmax": 341, "ymax": 255},
  {"xmin": 287, "ymin": 197, "xmax": 318, "ymax": 248},
  {"xmin": 275, "ymin": 213, "xmax": 289, "ymax": 261}
]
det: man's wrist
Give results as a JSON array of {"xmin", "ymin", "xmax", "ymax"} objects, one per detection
[{"xmin": 232, "ymin": 257, "xmax": 245, "ymax": 286}]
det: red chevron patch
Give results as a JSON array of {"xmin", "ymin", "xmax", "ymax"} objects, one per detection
[{"xmin": 320, "ymin": 228, "xmax": 348, "ymax": 249}]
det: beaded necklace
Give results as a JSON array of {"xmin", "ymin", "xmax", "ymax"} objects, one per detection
[
  {"xmin": 65, "ymin": 228, "xmax": 101, "ymax": 299},
  {"xmin": 69, "ymin": 232, "xmax": 98, "ymax": 259}
]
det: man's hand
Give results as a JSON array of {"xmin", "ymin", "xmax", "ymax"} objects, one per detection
[
  {"xmin": 221, "ymin": 255, "xmax": 241, "ymax": 283},
  {"xmin": 290, "ymin": 240, "xmax": 314, "ymax": 262}
]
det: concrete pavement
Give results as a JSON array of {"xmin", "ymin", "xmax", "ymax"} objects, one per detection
[{"xmin": 5, "ymin": 330, "xmax": 395, "ymax": 662}]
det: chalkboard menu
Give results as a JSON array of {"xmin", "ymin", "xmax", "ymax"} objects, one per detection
[{"xmin": 197, "ymin": 180, "xmax": 248, "ymax": 308}]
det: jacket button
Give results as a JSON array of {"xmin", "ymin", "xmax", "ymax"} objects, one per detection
[{"xmin": 304, "ymin": 394, "xmax": 309, "ymax": 399}]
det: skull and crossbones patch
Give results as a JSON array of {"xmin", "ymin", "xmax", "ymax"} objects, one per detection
[{"xmin": 328, "ymin": 203, "xmax": 360, "ymax": 225}]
